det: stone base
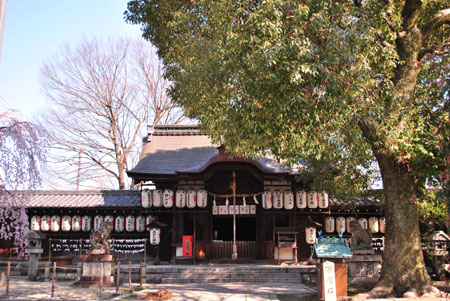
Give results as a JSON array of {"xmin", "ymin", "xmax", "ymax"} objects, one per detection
[
  {"xmin": 73, "ymin": 276, "xmax": 115, "ymax": 287},
  {"xmin": 348, "ymin": 253, "xmax": 382, "ymax": 284},
  {"xmin": 73, "ymin": 254, "xmax": 116, "ymax": 288}
]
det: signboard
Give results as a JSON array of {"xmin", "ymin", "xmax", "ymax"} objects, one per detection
[
  {"xmin": 183, "ymin": 235, "xmax": 193, "ymax": 257},
  {"xmin": 322, "ymin": 261, "xmax": 337, "ymax": 301}
]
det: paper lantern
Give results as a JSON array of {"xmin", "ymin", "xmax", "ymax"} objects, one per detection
[
  {"xmin": 346, "ymin": 216, "xmax": 356, "ymax": 233},
  {"xmin": 81, "ymin": 215, "xmax": 92, "ymax": 232},
  {"xmin": 307, "ymin": 191, "xmax": 318, "ymax": 208},
  {"xmin": 369, "ymin": 217, "xmax": 379, "ymax": 233},
  {"xmin": 104, "ymin": 215, "xmax": 114, "ymax": 226},
  {"xmin": 197, "ymin": 190, "xmax": 208, "ymax": 208},
  {"xmin": 141, "ymin": 189, "xmax": 152, "ymax": 208},
  {"xmin": 379, "ymin": 217, "xmax": 386, "ymax": 233},
  {"xmin": 284, "ymin": 191, "xmax": 294, "ymax": 210},
  {"xmin": 115, "ymin": 216, "xmax": 125, "ymax": 232},
  {"xmin": 262, "ymin": 191, "xmax": 272, "ymax": 209},
  {"xmin": 325, "ymin": 216, "xmax": 335, "ymax": 233},
  {"xmin": 30, "ymin": 216, "xmax": 40, "ymax": 231},
  {"xmin": 146, "ymin": 215, "xmax": 154, "ymax": 226},
  {"xmin": 296, "ymin": 190, "xmax": 307, "ymax": 209},
  {"xmin": 94, "ymin": 215, "xmax": 104, "ymax": 231},
  {"xmin": 72, "ymin": 215, "xmax": 81, "ymax": 232},
  {"xmin": 358, "ymin": 218, "xmax": 368, "ymax": 229},
  {"xmin": 163, "ymin": 189, "xmax": 174, "ymax": 208},
  {"xmin": 150, "ymin": 227, "xmax": 161, "ymax": 245},
  {"xmin": 336, "ymin": 217, "xmax": 346, "ymax": 234},
  {"xmin": 51, "ymin": 215, "xmax": 60, "ymax": 232},
  {"xmin": 176, "ymin": 190, "xmax": 186, "ymax": 208},
  {"xmin": 272, "ymin": 190, "xmax": 283, "ymax": 209},
  {"xmin": 318, "ymin": 191, "xmax": 329, "ymax": 208},
  {"xmin": 152, "ymin": 190, "xmax": 162, "ymax": 207},
  {"xmin": 126, "ymin": 215, "xmax": 136, "ymax": 232},
  {"xmin": 187, "ymin": 189, "xmax": 197, "ymax": 208},
  {"xmin": 61, "ymin": 215, "xmax": 71, "ymax": 232},
  {"xmin": 136, "ymin": 215, "xmax": 145, "ymax": 232},
  {"xmin": 41, "ymin": 215, "xmax": 50, "ymax": 232},
  {"xmin": 305, "ymin": 226, "xmax": 316, "ymax": 244}
]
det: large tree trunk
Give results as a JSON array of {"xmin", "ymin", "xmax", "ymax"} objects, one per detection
[{"xmin": 374, "ymin": 152, "xmax": 432, "ymax": 295}]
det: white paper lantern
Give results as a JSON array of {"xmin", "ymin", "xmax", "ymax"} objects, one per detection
[
  {"xmin": 51, "ymin": 215, "xmax": 60, "ymax": 232},
  {"xmin": 305, "ymin": 226, "xmax": 316, "ymax": 244},
  {"xmin": 284, "ymin": 191, "xmax": 294, "ymax": 210},
  {"xmin": 197, "ymin": 190, "xmax": 208, "ymax": 208},
  {"xmin": 163, "ymin": 189, "xmax": 174, "ymax": 208},
  {"xmin": 153, "ymin": 190, "xmax": 163, "ymax": 207},
  {"xmin": 325, "ymin": 216, "xmax": 335, "ymax": 233},
  {"xmin": 307, "ymin": 191, "xmax": 318, "ymax": 208},
  {"xmin": 81, "ymin": 215, "xmax": 92, "ymax": 232},
  {"xmin": 296, "ymin": 191, "xmax": 307, "ymax": 209},
  {"xmin": 72, "ymin": 215, "xmax": 81, "ymax": 232},
  {"xmin": 94, "ymin": 215, "xmax": 104, "ymax": 231},
  {"xmin": 126, "ymin": 215, "xmax": 136, "ymax": 232},
  {"xmin": 41, "ymin": 215, "xmax": 50, "ymax": 232},
  {"xmin": 358, "ymin": 218, "xmax": 368, "ymax": 229},
  {"xmin": 187, "ymin": 189, "xmax": 197, "ymax": 208},
  {"xmin": 61, "ymin": 215, "xmax": 71, "ymax": 232},
  {"xmin": 262, "ymin": 191, "xmax": 272, "ymax": 209},
  {"xmin": 141, "ymin": 189, "xmax": 152, "ymax": 208},
  {"xmin": 273, "ymin": 190, "xmax": 283, "ymax": 209},
  {"xmin": 176, "ymin": 190, "xmax": 186, "ymax": 208},
  {"xmin": 150, "ymin": 227, "xmax": 161, "ymax": 245},
  {"xmin": 136, "ymin": 215, "xmax": 145, "ymax": 232},
  {"xmin": 336, "ymin": 217, "xmax": 346, "ymax": 234},
  {"xmin": 104, "ymin": 215, "xmax": 114, "ymax": 226},
  {"xmin": 30, "ymin": 216, "xmax": 40, "ymax": 231},
  {"xmin": 115, "ymin": 216, "xmax": 125, "ymax": 232},
  {"xmin": 379, "ymin": 217, "xmax": 386, "ymax": 233},
  {"xmin": 318, "ymin": 191, "xmax": 329, "ymax": 208},
  {"xmin": 369, "ymin": 217, "xmax": 379, "ymax": 233},
  {"xmin": 346, "ymin": 216, "xmax": 356, "ymax": 233},
  {"xmin": 146, "ymin": 215, "xmax": 154, "ymax": 226}
]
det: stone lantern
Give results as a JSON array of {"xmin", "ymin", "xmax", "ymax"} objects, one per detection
[{"xmin": 24, "ymin": 230, "xmax": 46, "ymax": 281}]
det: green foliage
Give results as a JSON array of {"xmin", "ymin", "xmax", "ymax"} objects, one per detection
[{"xmin": 417, "ymin": 189, "xmax": 448, "ymax": 236}]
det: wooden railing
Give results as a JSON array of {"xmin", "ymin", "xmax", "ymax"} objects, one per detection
[{"xmin": 212, "ymin": 241, "xmax": 256, "ymax": 259}]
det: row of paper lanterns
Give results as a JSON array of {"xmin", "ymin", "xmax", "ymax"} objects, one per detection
[
  {"xmin": 262, "ymin": 190, "xmax": 329, "ymax": 210},
  {"xmin": 30, "ymin": 215, "xmax": 157, "ymax": 233},
  {"xmin": 141, "ymin": 189, "xmax": 208, "ymax": 208}
]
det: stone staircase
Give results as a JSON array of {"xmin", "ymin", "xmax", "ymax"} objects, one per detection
[{"xmin": 146, "ymin": 265, "xmax": 316, "ymax": 284}]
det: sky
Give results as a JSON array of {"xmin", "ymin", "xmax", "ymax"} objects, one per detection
[{"xmin": 0, "ymin": 0, "xmax": 143, "ymax": 120}]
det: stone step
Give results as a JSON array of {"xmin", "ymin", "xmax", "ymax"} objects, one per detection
[
  {"xmin": 160, "ymin": 277, "xmax": 302, "ymax": 284},
  {"xmin": 158, "ymin": 271, "xmax": 302, "ymax": 278}
]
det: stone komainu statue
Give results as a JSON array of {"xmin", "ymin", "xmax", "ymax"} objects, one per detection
[
  {"xmin": 89, "ymin": 221, "xmax": 113, "ymax": 255},
  {"xmin": 349, "ymin": 220, "xmax": 373, "ymax": 250}
]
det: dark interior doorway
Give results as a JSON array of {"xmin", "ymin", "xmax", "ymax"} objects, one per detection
[{"xmin": 213, "ymin": 216, "xmax": 256, "ymax": 241}]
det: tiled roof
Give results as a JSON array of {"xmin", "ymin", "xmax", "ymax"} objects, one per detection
[
  {"xmin": 128, "ymin": 125, "xmax": 303, "ymax": 176},
  {"xmin": 2, "ymin": 190, "xmax": 141, "ymax": 208}
]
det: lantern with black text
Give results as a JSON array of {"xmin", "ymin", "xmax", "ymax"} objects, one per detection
[
  {"xmin": 153, "ymin": 190, "xmax": 162, "ymax": 207},
  {"xmin": 81, "ymin": 215, "xmax": 92, "ymax": 232},
  {"xmin": 273, "ymin": 190, "xmax": 283, "ymax": 209},
  {"xmin": 318, "ymin": 191, "xmax": 329, "ymax": 208},
  {"xmin": 296, "ymin": 190, "xmax": 307, "ymax": 209},
  {"xmin": 149, "ymin": 227, "xmax": 161, "ymax": 245},
  {"xmin": 136, "ymin": 215, "xmax": 145, "ymax": 232},
  {"xmin": 305, "ymin": 226, "xmax": 316, "ymax": 244},
  {"xmin": 141, "ymin": 189, "xmax": 152, "ymax": 208},
  {"xmin": 379, "ymin": 217, "xmax": 386, "ymax": 233},
  {"xmin": 262, "ymin": 191, "xmax": 272, "ymax": 209},
  {"xmin": 284, "ymin": 191, "xmax": 294, "ymax": 210},
  {"xmin": 358, "ymin": 218, "xmax": 368, "ymax": 229},
  {"xmin": 146, "ymin": 215, "xmax": 154, "ymax": 226},
  {"xmin": 307, "ymin": 191, "xmax": 318, "ymax": 208},
  {"xmin": 115, "ymin": 216, "xmax": 125, "ymax": 232},
  {"xmin": 176, "ymin": 190, "xmax": 186, "ymax": 208},
  {"xmin": 104, "ymin": 215, "xmax": 114, "ymax": 226},
  {"xmin": 163, "ymin": 189, "xmax": 174, "ymax": 208},
  {"xmin": 72, "ymin": 215, "xmax": 81, "ymax": 232},
  {"xmin": 61, "ymin": 215, "xmax": 71, "ymax": 232},
  {"xmin": 30, "ymin": 216, "xmax": 40, "ymax": 231},
  {"xmin": 336, "ymin": 217, "xmax": 346, "ymax": 234},
  {"xmin": 126, "ymin": 215, "xmax": 136, "ymax": 232},
  {"xmin": 346, "ymin": 217, "xmax": 356, "ymax": 233},
  {"xmin": 197, "ymin": 190, "xmax": 208, "ymax": 208},
  {"xmin": 94, "ymin": 215, "xmax": 104, "ymax": 230},
  {"xmin": 187, "ymin": 189, "xmax": 197, "ymax": 208},
  {"xmin": 369, "ymin": 217, "xmax": 379, "ymax": 233},
  {"xmin": 325, "ymin": 216, "xmax": 335, "ymax": 233},
  {"xmin": 41, "ymin": 215, "xmax": 50, "ymax": 232},
  {"xmin": 51, "ymin": 215, "xmax": 60, "ymax": 232}
]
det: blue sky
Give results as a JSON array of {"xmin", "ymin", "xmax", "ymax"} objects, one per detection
[{"xmin": 0, "ymin": 0, "xmax": 142, "ymax": 119}]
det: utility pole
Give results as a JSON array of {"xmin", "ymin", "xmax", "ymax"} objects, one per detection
[{"xmin": 0, "ymin": 0, "xmax": 6, "ymax": 63}]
